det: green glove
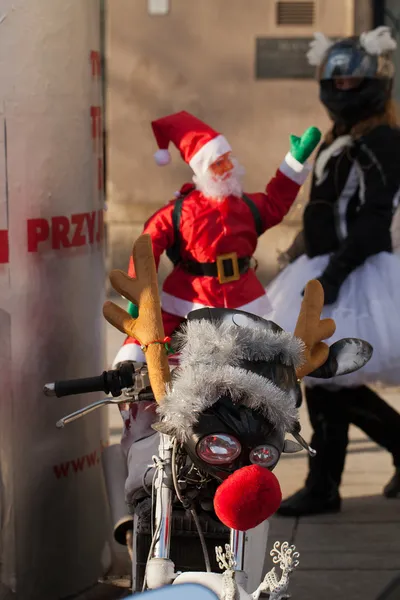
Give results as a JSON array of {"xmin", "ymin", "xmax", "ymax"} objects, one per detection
[
  {"xmin": 127, "ymin": 301, "xmax": 139, "ymax": 319},
  {"xmin": 290, "ymin": 126, "xmax": 322, "ymax": 164}
]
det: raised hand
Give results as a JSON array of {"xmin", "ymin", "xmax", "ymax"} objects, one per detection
[{"xmin": 290, "ymin": 126, "xmax": 321, "ymax": 164}]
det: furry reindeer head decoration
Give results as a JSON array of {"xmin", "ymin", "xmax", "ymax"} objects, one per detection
[{"xmin": 157, "ymin": 280, "xmax": 372, "ymax": 442}]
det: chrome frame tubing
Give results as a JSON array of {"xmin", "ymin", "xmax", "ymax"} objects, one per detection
[
  {"xmin": 152, "ymin": 433, "xmax": 173, "ymax": 560},
  {"xmin": 230, "ymin": 529, "xmax": 245, "ymax": 571}
]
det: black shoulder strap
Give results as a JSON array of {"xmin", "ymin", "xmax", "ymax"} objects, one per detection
[
  {"xmin": 166, "ymin": 191, "xmax": 263, "ymax": 266},
  {"xmin": 165, "ymin": 194, "xmax": 187, "ymax": 266},
  {"xmin": 241, "ymin": 193, "xmax": 263, "ymax": 237}
]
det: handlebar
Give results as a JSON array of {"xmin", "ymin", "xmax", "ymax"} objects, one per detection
[{"xmin": 43, "ymin": 362, "xmax": 136, "ymax": 398}]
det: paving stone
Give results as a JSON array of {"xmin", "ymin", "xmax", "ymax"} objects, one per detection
[
  {"xmin": 289, "ymin": 570, "xmax": 400, "ymax": 600},
  {"xmin": 296, "ymin": 551, "xmax": 400, "ymax": 571},
  {"xmin": 300, "ymin": 495, "xmax": 400, "ymax": 524},
  {"xmin": 295, "ymin": 522, "xmax": 400, "ymax": 556}
]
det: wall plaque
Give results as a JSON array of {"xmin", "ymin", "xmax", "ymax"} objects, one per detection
[{"xmin": 256, "ymin": 37, "xmax": 316, "ymax": 79}]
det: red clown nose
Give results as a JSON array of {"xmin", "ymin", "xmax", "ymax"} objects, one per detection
[{"xmin": 213, "ymin": 465, "xmax": 282, "ymax": 531}]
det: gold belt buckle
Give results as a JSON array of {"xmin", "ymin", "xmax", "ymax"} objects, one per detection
[{"xmin": 216, "ymin": 252, "xmax": 240, "ymax": 284}]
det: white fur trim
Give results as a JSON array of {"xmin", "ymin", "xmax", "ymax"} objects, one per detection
[
  {"xmin": 112, "ymin": 343, "xmax": 145, "ymax": 367},
  {"xmin": 157, "ymin": 318, "xmax": 303, "ymax": 440},
  {"xmin": 173, "ymin": 319, "xmax": 304, "ymax": 368},
  {"xmin": 154, "ymin": 149, "xmax": 171, "ymax": 166},
  {"xmin": 360, "ymin": 26, "xmax": 397, "ymax": 55},
  {"xmin": 189, "ymin": 134, "xmax": 232, "ymax": 176},
  {"xmin": 307, "ymin": 32, "xmax": 334, "ymax": 66},
  {"xmin": 161, "ymin": 291, "xmax": 272, "ymax": 319},
  {"xmin": 159, "ymin": 364, "xmax": 298, "ymax": 441},
  {"xmin": 279, "ymin": 152, "xmax": 311, "ymax": 186},
  {"xmin": 315, "ymin": 135, "xmax": 352, "ymax": 185}
]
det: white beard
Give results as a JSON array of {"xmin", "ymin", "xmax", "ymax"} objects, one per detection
[{"xmin": 193, "ymin": 159, "xmax": 245, "ymax": 201}]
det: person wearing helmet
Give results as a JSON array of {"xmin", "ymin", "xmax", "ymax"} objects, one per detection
[{"xmin": 267, "ymin": 26, "xmax": 400, "ymax": 516}]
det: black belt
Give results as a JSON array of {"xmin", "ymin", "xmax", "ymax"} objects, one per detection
[{"xmin": 183, "ymin": 253, "xmax": 251, "ymax": 284}]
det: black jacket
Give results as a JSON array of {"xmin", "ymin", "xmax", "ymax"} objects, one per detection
[{"xmin": 303, "ymin": 124, "xmax": 400, "ymax": 289}]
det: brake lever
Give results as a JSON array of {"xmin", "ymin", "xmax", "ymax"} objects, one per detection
[
  {"xmin": 54, "ymin": 365, "xmax": 153, "ymax": 428},
  {"xmin": 290, "ymin": 421, "xmax": 317, "ymax": 457},
  {"xmin": 56, "ymin": 397, "xmax": 127, "ymax": 428}
]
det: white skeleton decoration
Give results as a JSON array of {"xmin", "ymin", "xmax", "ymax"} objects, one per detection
[
  {"xmin": 216, "ymin": 544, "xmax": 239, "ymax": 600},
  {"xmin": 217, "ymin": 541, "xmax": 299, "ymax": 600},
  {"xmin": 252, "ymin": 541, "xmax": 300, "ymax": 600}
]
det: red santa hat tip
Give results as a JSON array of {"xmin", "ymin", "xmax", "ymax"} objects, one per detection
[
  {"xmin": 154, "ymin": 148, "xmax": 171, "ymax": 166},
  {"xmin": 151, "ymin": 110, "xmax": 231, "ymax": 176}
]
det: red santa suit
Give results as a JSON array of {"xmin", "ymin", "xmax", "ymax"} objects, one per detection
[{"xmin": 113, "ymin": 111, "xmax": 311, "ymax": 365}]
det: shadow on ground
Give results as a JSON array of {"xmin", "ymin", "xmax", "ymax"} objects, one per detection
[{"xmin": 266, "ymin": 494, "xmax": 400, "ymax": 600}]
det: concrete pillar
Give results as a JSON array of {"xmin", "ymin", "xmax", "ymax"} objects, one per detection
[{"xmin": 0, "ymin": 1, "xmax": 110, "ymax": 598}]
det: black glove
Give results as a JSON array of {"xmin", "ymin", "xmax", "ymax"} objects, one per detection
[{"xmin": 301, "ymin": 275, "xmax": 341, "ymax": 306}]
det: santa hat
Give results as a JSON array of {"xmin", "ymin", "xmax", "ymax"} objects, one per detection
[{"xmin": 151, "ymin": 110, "xmax": 232, "ymax": 176}]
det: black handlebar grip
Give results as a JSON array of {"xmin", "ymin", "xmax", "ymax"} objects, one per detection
[
  {"xmin": 44, "ymin": 364, "xmax": 136, "ymax": 398},
  {"xmin": 53, "ymin": 374, "xmax": 109, "ymax": 398}
]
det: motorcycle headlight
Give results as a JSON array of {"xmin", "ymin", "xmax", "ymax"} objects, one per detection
[
  {"xmin": 197, "ymin": 434, "xmax": 242, "ymax": 465},
  {"xmin": 249, "ymin": 445, "xmax": 280, "ymax": 468}
]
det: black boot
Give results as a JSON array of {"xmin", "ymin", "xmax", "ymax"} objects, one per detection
[
  {"xmin": 277, "ymin": 486, "xmax": 341, "ymax": 517},
  {"xmin": 383, "ymin": 468, "xmax": 400, "ymax": 498}
]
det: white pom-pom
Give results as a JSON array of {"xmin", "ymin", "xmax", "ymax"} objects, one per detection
[
  {"xmin": 360, "ymin": 26, "xmax": 397, "ymax": 55},
  {"xmin": 154, "ymin": 149, "xmax": 171, "ymax": 166},
  {"xmin": 307, "ymin": 32, "xmax": 334, "ymax": 66}
]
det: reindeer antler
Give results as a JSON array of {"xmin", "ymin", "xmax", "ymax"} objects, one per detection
[
  {"xmin": 294, "ymin": 280, "xmax": 336, "ymax": 379},
  {"xmin": 103, "ymin": 234, "xmax": 171, "ymax": 402}
]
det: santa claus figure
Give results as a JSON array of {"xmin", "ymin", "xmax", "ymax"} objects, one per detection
[{"xmin": 113, "ymin": 110, "xmax": 321, "ymax": 366}]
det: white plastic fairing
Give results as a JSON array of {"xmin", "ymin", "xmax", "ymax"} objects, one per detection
[{"xmin": 244, "ymin": 520, "xmax": 270, "ymax": 592}]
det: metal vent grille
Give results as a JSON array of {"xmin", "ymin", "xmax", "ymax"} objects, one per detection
[{"xmin": 276, "ymin": 2, "xmax": 315, "ymax": 25}]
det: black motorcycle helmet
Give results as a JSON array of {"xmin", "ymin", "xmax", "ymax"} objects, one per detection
[{"xmin": 316, "ymin": 30, "xmax": 395, "ymax": 127}]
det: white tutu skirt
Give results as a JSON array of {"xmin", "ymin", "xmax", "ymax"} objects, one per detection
[{"xmin": 265, "ymin": 252, "xmax": 400, "ymax": 388}]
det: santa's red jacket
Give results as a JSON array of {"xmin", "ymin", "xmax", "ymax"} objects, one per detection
[{"xmin": 113, "ymin": 153, "xmax": 310, "ymax": 364}]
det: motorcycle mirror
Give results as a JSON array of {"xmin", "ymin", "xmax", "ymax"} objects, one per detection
[
  {"xmin": 283, "ymin": 439, "xmax": 303, "ymax": 453},
  {"xmin": 307, "ymin": 338, "xmax": 373, "ymax": 379}
]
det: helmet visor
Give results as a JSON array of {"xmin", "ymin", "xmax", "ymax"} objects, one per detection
[{"xmin": 320, "ymin": 45, "xmax": 378, "ymax": 80}]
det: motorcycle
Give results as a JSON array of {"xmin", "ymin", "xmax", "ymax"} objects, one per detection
[{"xmin": 43, "ymin": 234, "xmax": 373, "ymax": 599}]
